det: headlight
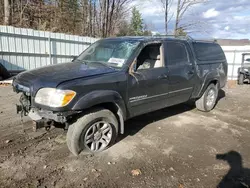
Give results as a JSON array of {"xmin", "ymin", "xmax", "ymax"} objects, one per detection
[
  {"xmin": 35, "ymin": 88, "xmax": 76, "ymax": 107},
  {"xmin": 244, "ymin": 69, "xmax": 249, "ymax": 72}
]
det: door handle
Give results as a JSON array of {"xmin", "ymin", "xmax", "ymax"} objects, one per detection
[{"xmin": 158, "ymin": 74, "xmax": 168, "ymax": 79}]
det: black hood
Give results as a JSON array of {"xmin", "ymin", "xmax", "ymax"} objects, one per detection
[{"xmin": 14, "ymin": 62, "xmax": 117, "ymax": 95}]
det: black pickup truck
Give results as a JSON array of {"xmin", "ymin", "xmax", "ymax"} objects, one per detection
[{"xmin": 13, "ymin": 36, "xmax": 228, "ymax": 155}]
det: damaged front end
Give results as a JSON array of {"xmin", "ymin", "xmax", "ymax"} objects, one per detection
[
  {"xmin": 13, "ymin": 82, "xmax": 72, "ymax": 131},
  {"xmin": 13, "ymin": 81, "xmax": 32, "ymax": 117},
  {"xmin": 16, "ymin": 93, "xmax": 31, "ymax": 116}
]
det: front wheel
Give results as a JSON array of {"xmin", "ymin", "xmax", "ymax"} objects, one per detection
[
  {"xmin": 67, "ymin": 108, "xmax": 118, "ymax": 156},
  {"xmin": 195, "ymin": 84, "xmax": 218, "ymax": 112}
]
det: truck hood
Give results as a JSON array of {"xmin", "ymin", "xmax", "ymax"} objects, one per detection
[{"xmin": 14, "ymin": 62, "xmax": 117, "ymax": 95}]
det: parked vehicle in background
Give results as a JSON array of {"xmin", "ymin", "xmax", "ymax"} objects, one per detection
[
  {"xmin": 0, "ymin": 63, "xmax": 10, "ymax": 80},
  {"xmin": 12, "ymin": 36, "xmax": 228, "ymax": 156},
  {"xmin": 238, "ymin": 53, "xmax": 250, "ymax": 85}
]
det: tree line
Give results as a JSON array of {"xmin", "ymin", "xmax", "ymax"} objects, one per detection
[
  {"xmin": 1, "ymin": 0, "xmax": 152, "ymax": 37},
  {"xmin": 1, "ymin": 0, "xmax": 207, "ymax": 37}
]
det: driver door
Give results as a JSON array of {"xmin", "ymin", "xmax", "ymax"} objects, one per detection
[{"xmin": 127, "ymin": 43, "xmax": 169, "ymax": 117}]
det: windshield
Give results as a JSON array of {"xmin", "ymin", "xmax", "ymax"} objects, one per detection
[{"xmin": 75, "ymin": 40, "xmax": 139, "ymax": 69}]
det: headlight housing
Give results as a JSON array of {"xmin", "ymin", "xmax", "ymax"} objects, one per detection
[
  {"xmin": 244, "ymin": 68, "xmax": 249, "ymax": 72},
  {"xmin": 35, "ymin": 88, "xmax": 76, "ymax": 107}
]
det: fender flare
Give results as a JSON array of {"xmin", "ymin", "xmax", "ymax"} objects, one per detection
[
  {"xmin": 197, "ymin": 71, "xmax": 220, "ymax": 98},
  {"xmin": 72, "ymin": 90, "xmax": 126, "ymax": 134}
]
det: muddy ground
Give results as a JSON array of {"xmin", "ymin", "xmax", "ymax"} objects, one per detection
[{"xmin": 0, "ymin": 85, "xmax": 250, "ymax": 188}]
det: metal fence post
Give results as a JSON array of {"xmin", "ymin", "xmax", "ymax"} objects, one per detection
[
  {"xmin": 231, "ymin": 50, "xmax": 236, "ymax": 80},
  {"xmin": 48, "ymin": 33, "xmax": 52, "ymax": 65}
]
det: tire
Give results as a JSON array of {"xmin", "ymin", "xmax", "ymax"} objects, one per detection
[
  {"xmin": 0, "ymin": 63, "xmax": 10, "ymax": 80},
  {"xmin": 195, "ymin": 84, "xmax": 218, "ymax": 112},
  {"xmin": 67, "ymin": 108, "xmax": 118, "ymax": 156},
  {"xmin": 238, "ymin": 74, "xmax": 244, "ymax": 85}
]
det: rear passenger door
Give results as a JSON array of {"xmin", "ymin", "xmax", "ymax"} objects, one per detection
[{"xmin": 164, "ymin": 41, "xmax": 196, "ymax": 106}]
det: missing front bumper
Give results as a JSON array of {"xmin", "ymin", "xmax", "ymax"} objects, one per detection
[
  {"xmin": 29, "ymin": 109, "xmax": 74, "ymax": 131},
  {"xmin": 28, "ymin": 108, "xmax": 68, "ymax": 123}
]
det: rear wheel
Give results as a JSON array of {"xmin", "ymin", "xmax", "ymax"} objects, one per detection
[
  {"xmin": 238, "ymin": 74, "xmax": 244, "ymax": 85},
  {"xmin": 195, "ymin": 84, "xmax": 218, "ymax": 112},
  {"xmin": 67, "ymin": 108, "xmax": 118, "ymax": 156}
]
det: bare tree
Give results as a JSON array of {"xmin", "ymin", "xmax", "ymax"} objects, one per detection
[
  {"xmin": 174, "ymin": 0, "xmax": 208, "ymax": 35},
  {"xmin": 95, "ymin": 0, "xmax": 132, "ymax": 37},
  {"xmin": 4, "ymin": 0, "xmax": 10, "ymax": 25},
  {"xmin": 164, "ymin": 0, "xmax": 168, "ymax": 34},
  {"xmin": 160, "ymin": 0, "xmax": 173, "ymax": 34}
]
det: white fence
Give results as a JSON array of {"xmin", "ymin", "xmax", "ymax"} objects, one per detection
[
  {"xmin": 222, "ymin": 46, "xmax": 250, "ymax": 80},
  {"xmin": 0, "ymin": 25, "xmax": 250, "ymax": 80},
  {"xmin": 0, "ymin": 26, "xmax": 98, "ymax": 71}
]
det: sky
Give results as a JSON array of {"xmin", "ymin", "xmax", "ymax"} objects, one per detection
[{"xmin": 134, "ymin": 0, "xmax": 250, "ymax": 39}]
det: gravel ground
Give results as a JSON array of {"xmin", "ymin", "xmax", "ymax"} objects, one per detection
[{"xmin": 0, "ymin": 85, "xmax": 250, "ymax": 188}]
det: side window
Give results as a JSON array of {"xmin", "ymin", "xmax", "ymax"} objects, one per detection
[
  {"xmin": 192, "ymin": 42, "xmax": 225, "ymax": 61},
  {"xmin": 135, "ymin": 43, "xmax": 163, "ymax": 71},
  {"xmin": 165, "ymin": 42, "xmax": 189, "ymax": 66}
]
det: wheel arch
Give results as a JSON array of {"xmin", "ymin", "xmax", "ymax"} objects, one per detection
[
  {"xmin": 92, "ymin": 102, "xmax": 125, "ymax": 134},
  {"xmin": 72, "ymin": 90, "xmax": 126, "ymax": 134},
  {"xmin": 198, "ymin": 77, "xmax": 220, "ymax": 98}
]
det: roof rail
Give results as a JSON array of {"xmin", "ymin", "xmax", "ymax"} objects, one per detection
[
  {"xmin": 151, "ymin": 35, "xmax": 218, "ymax": 43},
  {"xmin": 151, "ymin": 34, "xmax": 194, "ymax": 40},
  {"xmin": 193, "ymin": 38, "xmax": 218, "ymax": 43}
]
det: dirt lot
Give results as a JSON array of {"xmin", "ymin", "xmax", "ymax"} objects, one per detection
[{"xmin": 0, "ymin": 85, "xmax": 250, "ymax": 188}]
